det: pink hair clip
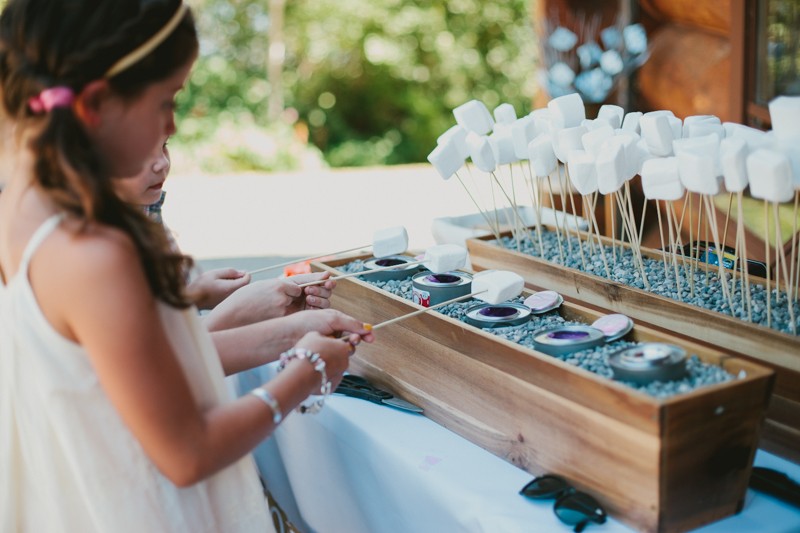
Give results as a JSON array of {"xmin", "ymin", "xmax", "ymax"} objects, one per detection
[{"xmin": 28, "ymin": 87, "xmax": 75, "ymax": 114}]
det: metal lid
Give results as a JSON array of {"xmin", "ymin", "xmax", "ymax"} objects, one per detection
[
  {"xmin": 591, "ymin": 314, "xmax": 634, "ymax": 342},
  {"xmin": 361, "ymin": 255, "xmax": 420, "ymax": 281},
  {"xmin": 464, "ymin": 302, "xmax": 532, "ymax": 329},
  {"xmin": 609, "ymin": 343, "xmax": 688, "ymax": 384},
  {"xmin": 412, "ymin": 270, "xmax": 472, "ymax": 288},
  {"xmin": 532, "ymin": 324, "xmax": 605, "ymax": 356},
  {"xmin": 523, "ymin": 290, "xmax": 564, "ymax": 314}
]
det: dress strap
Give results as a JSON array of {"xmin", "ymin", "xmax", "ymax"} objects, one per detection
[{"xmin": 18, "ymin": 214, "xmax": 65, "ymax": 274}]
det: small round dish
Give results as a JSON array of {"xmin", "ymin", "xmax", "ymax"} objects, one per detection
[
  {"xmin": 532, "ymin": 325, "xmax": 605, "ymax": 356},
  {"xmin": 361, "ymin": 255, "xmax": 420, "ymax": 282},
  {"xmin": 608, "ymin": 343, "xmax": 688, "ymax": 384},
  {"xmin": 464, "ymin": 302, "xmax": 532, "ymax": 329},
  {"xmin": 523, "ymin": 290, "xmax": 564, "ymax": 314},
  {"xmin": 591, "ymin": 314, "xmax": 634, "ymax": 342},
  {"xmin": 412, "ymin": 271, "xmax": 473, "ymax": 307}
]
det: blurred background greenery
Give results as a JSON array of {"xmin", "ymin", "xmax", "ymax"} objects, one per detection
[{"xmin": 173, "ymin": 0, "xmax": 538, "ymax": 173}]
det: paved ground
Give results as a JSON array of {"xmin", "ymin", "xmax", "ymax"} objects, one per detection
[{"xmin": 161, "ymin": 163, "xmax": 483, "ymax": 275}]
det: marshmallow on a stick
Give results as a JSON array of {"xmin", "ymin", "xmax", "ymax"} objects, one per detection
[
  {"xmin": 511, "ymin": 116, "xmax": 538, "ymax": 160},
  {"xmin": 427, "ymin": 141, "xmax": 464, "ymax": 181},
  {"xmin": 719, "ymin": 137, "xmax": 749, "ymax": 193},
  {"xmin": 567, "ymin": 150, "xmax": 599, "ymax": 195},
  {"xmin": 466, "ymin": 133, "xmax": 497, "ymax": 172},
  {"xmin": 768, "ymin": 96, "xmax": 800, "ymax": 142},
  {"xmin": 494, "ymin": 103, "xmax": 517, "ymax": 126},
  {"xmin": 472, "ymin": 270, "xmax": 525, "ymax": 305},
  {"xmin": 437, "ymin": 125, "xmax": 470, "ymax": 160},
  {"xmin": 528, "ymin": 133, "xmax": 558, "ymax": 177},
  {"xmin": 597, "ymin": 104, "xmax": 624, "ymax": 129},
  {"xmin": 422, "ymin": 244, "xmax": 468, "ymax": 274},
  {"xmin": 640, "ymin": 112, "xmax": 676, "ymax": 157},
  {"xmin": 489, "ymin": 128, "xmax": 518, "ymax": 165},
  {"xmin": 747, "ymin": 148, "xmax": 794, "ymax": 203},
  {"xmin": 596, "ymin": 137, "xmax": 627, "ymax": 194},
  {"xmin": 673, "ymin": 134, "xmax": 721, "ymax": 195},
  {"xmin": 548, "ymin": 93, "xmax": 586, "ymax": 129},
  {"xmin": 641, "ymin": 157, "xmax": 685, "ymax": 201},
  {"xmin": 621, "ymin": 111, "xmax": 643, "ymax": 134},
  {"xmin": 372, "ymin": 226, "xmax": 409, "ymax": 258},
  {"xmin": 454, "ymin": 100, "xmax": 494, "ymax": 135},
  {"xmin": 581, "ymin": 124, "xmax": 615, "ymax": 158},
  {"xmin": 554, "ymin": 125, "xmax": 588, "ymax": 163}
]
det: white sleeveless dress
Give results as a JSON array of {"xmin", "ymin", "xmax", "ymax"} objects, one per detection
[{"xmin": 0, "ymin": 215, "xmax": 274, "ymax": 532}]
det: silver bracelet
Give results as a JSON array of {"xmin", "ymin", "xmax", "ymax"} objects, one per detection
[{"xmin": 250, "ymin": 387, "xmax": 283, "ymax": 425}]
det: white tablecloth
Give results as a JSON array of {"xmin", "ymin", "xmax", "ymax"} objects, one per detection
[{"xmin": 238, "ymin": 365, "xmax": 800, "ymax": 533}]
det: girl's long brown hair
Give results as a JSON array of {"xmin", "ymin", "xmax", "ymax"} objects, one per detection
[{"xmin": 0, "ymin": 0, "xmax": 198, "ymax": 307}]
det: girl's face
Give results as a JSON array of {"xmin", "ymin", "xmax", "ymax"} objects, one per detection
[
  {"xmin": 93, "ymin": 55, "xmax": 194, "ymax": 179},
  {"xmin": 113, "ymin": 137, "xmax": 170, "ymax": 206}
]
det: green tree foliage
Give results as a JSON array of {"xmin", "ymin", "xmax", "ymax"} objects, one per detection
[{"xmin": 177, "ymin": 0, "xmax": 538, "ymax": 170}]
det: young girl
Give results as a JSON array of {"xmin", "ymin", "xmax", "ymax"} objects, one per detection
[
  {"xmin": 114, "ymin": 136, "xmax": 340, "ymax": 330},
  {"xmin": 0, "ymin": 1, "xmax": 372, "ymax": 531}
]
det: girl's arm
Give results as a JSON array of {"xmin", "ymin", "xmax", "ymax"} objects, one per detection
[{"xmin": 33, "ymin": 226, "xmax": 368, "ymax": 486}]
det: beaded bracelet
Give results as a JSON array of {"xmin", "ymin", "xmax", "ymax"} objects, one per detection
[
  {"xmin": 277, "ymin": 347, "xmax": 332, "ymax": 414},
  {"xmin": 250, "ymin": 387, "xmax": 283, "ymax": 425}
]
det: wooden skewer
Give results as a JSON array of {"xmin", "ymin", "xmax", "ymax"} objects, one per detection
[
  {"xmin": 490, "ymin": 171, "xmax": 530, "ymax": 250},
  {"xmin": 456, "ymin": 171, "xmax": 503, "ymax": 243},
  {"xmin": 773, "ymin": 202, "xmax": 796, "ymax": 334},
  {"xmin": 788, "ymin": 190, "xmax": 799, "ymax": 302},
  {"xmin": 655, "ymin": 200, "xmax": 669, "ymax": 279},
  {"xmin": 297, "ymin": 258, "xmax": 431, "ymax": 288},
  {"xmin": 564, "ymin": 166, "xmax": 587, "ymax": 271},
  {"xmin": 582, "ymin": 194, "xmax": 610, "ymax": 278},
  {"xmin": 546, "ymin": 174, "xmax": 565, "ymax": 263},
  {"xmin": 765, "ymin": 199, "xmax": 772, "ymax": 328},
  {"xmin": 556, "ymin": 164, "xmax": 575, "ymax": 258},
  {"xmin": 526, "ymin": 166, "xmax": 545, "ymax": 257},
  {"xmin": 370, "ymin": 291, "xmax": 484, "ymax": 330},
  {"xmin": 703, "ymin": 194, "xmax": 735, "ymax": 314},
  {"xmin": 665, "ymin": 201, "xmax": 683, "ymax": 300},
  {"xmin": 625, "ymin": 181, "xmax": 650, "ymax": 290},
  {"xmin": 737, "ymin": 191, "xmax": 753, "ymax": 321},
  {"xmin": 247, "ymin": 244, "xmax": 370, "ymax": 276}
]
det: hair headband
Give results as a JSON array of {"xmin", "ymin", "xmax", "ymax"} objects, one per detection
[{"xmin": 104, "ymin": 2, "xmax": 188, "ymax": 78}]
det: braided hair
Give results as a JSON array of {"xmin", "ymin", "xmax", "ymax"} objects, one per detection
[{"xmin": 0, "ymin": 0, "xmax": 198, "ymax": 307}]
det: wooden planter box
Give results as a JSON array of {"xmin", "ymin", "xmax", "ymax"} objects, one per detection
[
  {"xmin": 467, "ymin": 230, "xmax": 800, "ymax": 463},
  {"xmin": 312, "ymin": 256, "xmax": 773, "ymax": 533}
]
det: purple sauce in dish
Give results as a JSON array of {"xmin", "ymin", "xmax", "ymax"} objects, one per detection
[
  {"xmin": 478, "ymin": 306, "xmax": 518, "ymax": 318},
  {"xmin": 376, "ymin": 258, "xmax": 407, "ymax": 267},
  {"xmin": 425, "ymin": 273, "xmax": 461, "ymax": 284},
  {"xmin": 547, "ymin": 330, "xmax": 590, "ymax": 340}
]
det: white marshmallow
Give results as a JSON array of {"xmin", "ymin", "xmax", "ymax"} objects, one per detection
[
  {"xmin": 581, "ymin": 124, "xmax": 614, "ymax": 157},
  {"xmin": 641, "ymin": 157, "xmax": 685, "ymax": 201},
  {"xmin": 640, "ymin": 112, "xmax": 675, "ymax": 156},
  {"xmin": 454, "ymin": 100, "xmax": 494, "ymax": 135},
  {"xmin": 567, "ymin": 150, "xmax": 598, "ymax": 195},
  {"xmin": 493, "ymin": 103, "xmax": 517, "ymax": 126},
  {"xmin": 437, "ymin": 124, "xmax": 470, "ymax": 160},
  {"xmin": 684, "ymin": 116, "xmax": 723, "ymax": 141},
  {"xmin": 724, "ymin": 122, "xmax": 769, "ymax": 150},
  {"xmin": 596, "ymin": 138, "xmax": 627, "ymax": 194},
  {"xmin": 597, "ymin": 105, "xmax": 624, "ymax": 129},
  {"xmin": 747, "ymin": 148, "xmax": 794, "ymax": 203},
  {"xmin": 511, "ymin": 116, "xmax": 538, "ymax": 160},
  {"xmin": 489, "ymin": 128, "xmax": 518, "ymax": 165},
  {"xmin": 528, "ymin": 134, "xmax": 557, "ymax": 177},
  {"xmin": 548, "ymin": 93, "xmax": 586, "ymax": 130},
  {"xmin": 635, "ymin": 138, "xmax": 656, "ymax": 175},
  {"xmin": 555, "ymin": 125, "xmax": 588, "ymax": 164},
  {"xmin": 372, "ymin": 226, "xmax": 408, "ymax": 258},
  {"xmin": 621, "ymin": 111, "xmax": 643, "ymax": 134},
  {"xmin": 667, "ymin": 116, "xmax": 683, "ymax": 141},
  {"xmin": 422, "ymin": 244, "xmax": 468, "ymax": 274},
  {"xmin": 719, "ymin": 137, "xmax": 749, "ymax": 193},
  {"xmin": 770, "ymin": 137, "xmax": 800, "ymax": 189},
  {"xmin": 427, "ymin": 141, "xmax": 464, "ymax": 181},
  {"xmin": 673, "ymin": 134, "xmax": 721, "ymax": 195},
  {"xmin": 768, "ymin": 96, "xmax": 800, "ymax": 142},
  {"xmin": 614, "ymin": 131, "xmax": 640, "ymax": 179},
  {"xmin": 466, "ymin": 133, "xmax": 497, "ymax": 172},
  {"xmin": 472, "ymin": 270, "xmax": 525, "ymax": 305}
]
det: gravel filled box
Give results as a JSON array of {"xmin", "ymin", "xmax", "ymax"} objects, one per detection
[
  {"xmin": 312, "ymin": 255, "xmax": 773, "ymax": 533},
  {"xmin": 467, "ymin": 227, "xmax": 800, "ymax": 463}
]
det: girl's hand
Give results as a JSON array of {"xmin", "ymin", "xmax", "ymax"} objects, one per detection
[{"xmin": 188, "ymin": 268, "xmax": 250, "ymax": 310}]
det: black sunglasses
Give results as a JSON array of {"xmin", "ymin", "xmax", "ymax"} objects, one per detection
[{"xmin": 519, "ymin": 474, "xmax": 607, "ymax": 532}]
